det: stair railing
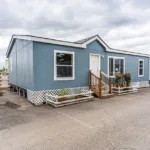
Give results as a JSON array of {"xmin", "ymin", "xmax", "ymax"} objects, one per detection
[
  {"xmin": 89, "ymin": 70, "xmax": 102, "ymax": 98},
  {"xmin": 101, "ymin": 71, "xmax": 112, "ymax": 94},
  {"xmin": 89, "ymin": 70, "xmax": 112, "ymax": 98}
]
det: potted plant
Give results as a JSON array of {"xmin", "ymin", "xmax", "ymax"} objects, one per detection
[
  {"xmin": 124, "ymin": 73, "xmax": 131, "ymax": 87},
  {"xmin": 57, "ymin": 88, "xmax": 86, "ymax": 102},
  {"xmin": 75, "ymin": 91, "xmax": 85, "ymax": 99},
  {"xmin": 115, "ymin": 73, "xmax": 123, "ymax": 87},
  {"xmin": 122, "ymin": 75, "xmax": 127, "ymax": 87},
  {"xmin": 57, "ymin": 88, "xmax": 69, "ymax": 102}
]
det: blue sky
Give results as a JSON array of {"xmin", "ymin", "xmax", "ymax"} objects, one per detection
[{"xmin": 0, "ymin": 0, "xmax": 150, "ymax": 69}]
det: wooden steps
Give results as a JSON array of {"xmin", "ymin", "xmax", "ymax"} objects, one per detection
[
  {"xmin": 101, "ymin": 93, "xmax": 114, "ymax": 99},
  {"xmin": 93, "ymin": 88, "xmax": 114, "ymax": 99},
  {"xmin": 89, "ymin": 70, "xmax": 112, "ymax": 99}
]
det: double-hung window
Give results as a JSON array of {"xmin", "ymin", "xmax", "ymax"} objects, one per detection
[
  {"xmin": 108, "ymin": 57, "xmax": 125, "ymax": 77},
  {"xmin": 138, "ymin": 59, "xmax": 144, "ymax": 77},
  {"xmin": 54, "ymin": 50, "xmax": 75, "ymax": 80}
]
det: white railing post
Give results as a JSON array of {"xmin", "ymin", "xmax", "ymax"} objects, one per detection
[{"xmin": 119, "ymin": 86, "xmax": 121, "ymax": 95}]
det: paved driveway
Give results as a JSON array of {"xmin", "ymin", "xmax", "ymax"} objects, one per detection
[
  {"xmin": 0, "ymin": 75, "xmax": 10, "ymax": 88},
  {"xmin": 0, "ymin": 88, "xmax": 150, "ymax": 150}
]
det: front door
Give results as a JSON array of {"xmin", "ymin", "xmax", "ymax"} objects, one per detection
[{"xmin": 90, "ymin": 54, "xmax": 100, "ymax": 77}]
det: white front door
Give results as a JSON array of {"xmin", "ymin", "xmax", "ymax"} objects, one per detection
[{"xmin": 90, "ymin": 54, "xmax": 100, "ymax": 77}]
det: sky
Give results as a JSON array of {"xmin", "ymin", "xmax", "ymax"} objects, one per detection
[{"xmin": 0, "ymin": 0, "xmax": 150, "ymax": 69}]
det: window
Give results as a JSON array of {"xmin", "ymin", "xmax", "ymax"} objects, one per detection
[
  {"xmin": 54, "ymin": 50, "xmax": 75, "ymax": 80},
  {"xmin": 138, "ymin": 59, "xmax": 144, "ymax": 77},
  {"xmin": 108, "ymin": 57, "xmax": 125, "ymax": 77}
]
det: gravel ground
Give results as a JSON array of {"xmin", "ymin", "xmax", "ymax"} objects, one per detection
[{"xmin": 0, "ymin": 88, "xmax": 150, "ymax": 150}]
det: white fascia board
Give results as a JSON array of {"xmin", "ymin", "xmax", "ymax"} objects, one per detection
[
  {"xmin": 82, "ymin": 36, "xmax": 150, "ymax": 57},
  {"xmin": 107, "ymin": 49, "xmax": 150, "ymax": 57},
  {"xmin": 13, "ymin": 35, "xmax": 86, "ymax": 48},
  {"xmin": 7, "ymin": 35, "xmax": 150, "ymax": 58},
  {"xmin": 82, "ymin": 36, "xmax": 108, "ymax": 49},
  {"xmin": 6, "ymin": 37, "xmax": 14, "ymax": 57}
]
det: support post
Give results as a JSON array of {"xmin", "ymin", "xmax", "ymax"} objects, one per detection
[
  {"xmin": 10, "ymin": 85, "xmax": 13, "ymax": 91},
  {"xmin": 18, "ymin": 88, "xmax": 21, "ymax": 96},
  {"xmin": 23, "ymin": 90, "xmax": 26, "ymax": 97},
  {"xmin": 12, "ymin": 86, "xmax": 15, "ymax": 92},
  {"xmin": 56, "ymin": 97, "xmax": 58, "ymax": 103},
  {"xmin": 109, "ymin": 77, "xmax": 111, "ymax": 94},
  {"xmin": 119, "ymin": 86, "xmax": 120, "ymax": 95},
  {"xmin": 99, "ymin": 70, "xmax": 102, "ymax": 98},
  {"xmin": 16, "ymin": 87, "xmax": 19, "ymax": 94}
]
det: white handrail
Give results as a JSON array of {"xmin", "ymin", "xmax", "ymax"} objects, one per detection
[
  {"xmin": 102, "ymin": 81, "xmax": 109, "ymax": 86},
  {"xmin": 112, "ymin": 86, "xmax": 138, "ymax": 90},
  {"xmin": 91, "ymin": 71, "xmax": 99, "ymax": 78},
  {"xmin": 101, "ymin": 72, "xmax": 110, "ymax": 79}
]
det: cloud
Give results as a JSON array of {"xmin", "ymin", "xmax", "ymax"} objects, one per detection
[
  {"xmin": 134, "ymin": 0, "xmax": 150, "ymax": 8},
  {"xmin": 0, "ymin": 56, "xmax": 5, "ymax": 69},
  {"xmin": 0, "ymin": 0, "xmax": 150, "ymax": 68},
  {"xmin": 0, "ymin": 48, "xmax": 7, "ymax": 56},
  {"xmin": 0, "ymin": 1, "xmax": 21, "ymax": 29}
]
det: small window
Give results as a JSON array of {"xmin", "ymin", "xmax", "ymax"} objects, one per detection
[
  {"xmin": 108, "ymin": 57, "xmax": 125, "ymax": 77},
  {"xmin": 54, "ymin": 50, "xmax": 75, "ymax": 80},
  {"xmin": 138, "ymin": 59, "xmax": 144, "ymax": 77}
]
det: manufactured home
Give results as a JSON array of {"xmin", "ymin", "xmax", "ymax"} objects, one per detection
[{"xmin": 6, "ymin": 35, "xmax": 150, "ymax": 105}]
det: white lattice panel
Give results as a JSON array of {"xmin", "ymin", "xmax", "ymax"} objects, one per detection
[
  {"xmin": 139, "ymin": 81, "xmax": 149, "ymax": 88},
  {"xmin": 131, "ymin": 81, "xmax": 149, "ymax": 88},
  {"xmin": 27, "ymin": 87, "xmax": 89, "ymax": 105},
  {"xmin": 27, "ymin": 90, "xmax": 34, "ymax": 103}
]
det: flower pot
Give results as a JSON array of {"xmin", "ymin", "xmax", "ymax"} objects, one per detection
[
  {"xmin": 123, "ymin": 84, "xmax": 127, "ymax": 87},
  {"xmin": 75, "ymin": 95, "xmax": 84, "ymax": 99}
]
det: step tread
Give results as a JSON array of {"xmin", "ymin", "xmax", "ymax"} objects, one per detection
[
  {"xmin": 101, "ymin": 93, "xmax": 114, "ymax": 99},
  {"xmin": 102, "ymin": 93, "xmax": 114, "ymax": 96}
]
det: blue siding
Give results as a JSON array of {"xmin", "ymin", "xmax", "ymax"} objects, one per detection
[
  {"xmin": 33, "ymin": 40, "xmax": 106, "ymax": 91},
  {"xmin": 9, "ymin": 39, "xmax": 34, "ymax": 90},
  {"xmin": 106, "ymin": 52, "xmax": 149, "ymax": 82},
  {"xmin": 33, "ymin": 40, "xmax": 149, "ymax": 91}
]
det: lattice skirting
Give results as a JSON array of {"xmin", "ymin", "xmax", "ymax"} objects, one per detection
[
  {"xmin": 27, "ymin": 87, "xmax": 90, "ymax": 105},
  {"xmin": 131, "ymin": 81, "xmax": 149, "ymax": 88}
]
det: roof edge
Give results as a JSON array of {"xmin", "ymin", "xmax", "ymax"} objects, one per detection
[{"xmin": 6, "ymin": 34, "xmax": 150, "ymax": 58}]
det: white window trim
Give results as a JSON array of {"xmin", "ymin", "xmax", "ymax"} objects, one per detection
[
  {"xmin": 108, "ymin": 56, "xmax": 125, "ymax": 78},
  {"xmin": 138, "ymin": 59, "xmax": 144, "ymax": 77},
  {"xmin": 89, "ymin": 53, "xmax": 101, "ymax": 70},
  {"xmin": 54, "ymin": 50, "xmax": 75, "ymax": 81}
]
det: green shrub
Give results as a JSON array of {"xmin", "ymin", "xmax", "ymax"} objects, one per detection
[
  {"xmin": 115, "ymin": 73, "xmax": 123, "ymax": 87},
  {"xmin": 124, "ymin": 73, "xmax": 131, "ymax": 87},
  {"xmin": 58, "ymin": 88, "xmax": 68, "ymax": 96}
]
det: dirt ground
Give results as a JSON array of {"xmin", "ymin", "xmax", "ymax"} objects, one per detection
[{"xmin": 0, "ymin": 88, "xmax": 150, "ymax": 150}]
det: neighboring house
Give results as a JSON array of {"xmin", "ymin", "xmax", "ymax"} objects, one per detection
[
  {"xmin": 6, "ymin": 35, "xmax": 150, "ymax": 105},
  {"xmin": 4, "ymin": 59, "xmax": 8, "ymax": 70},
  {"xmin": 3, "ymin": 59, "xmax": 8, "ymax": 74}
]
